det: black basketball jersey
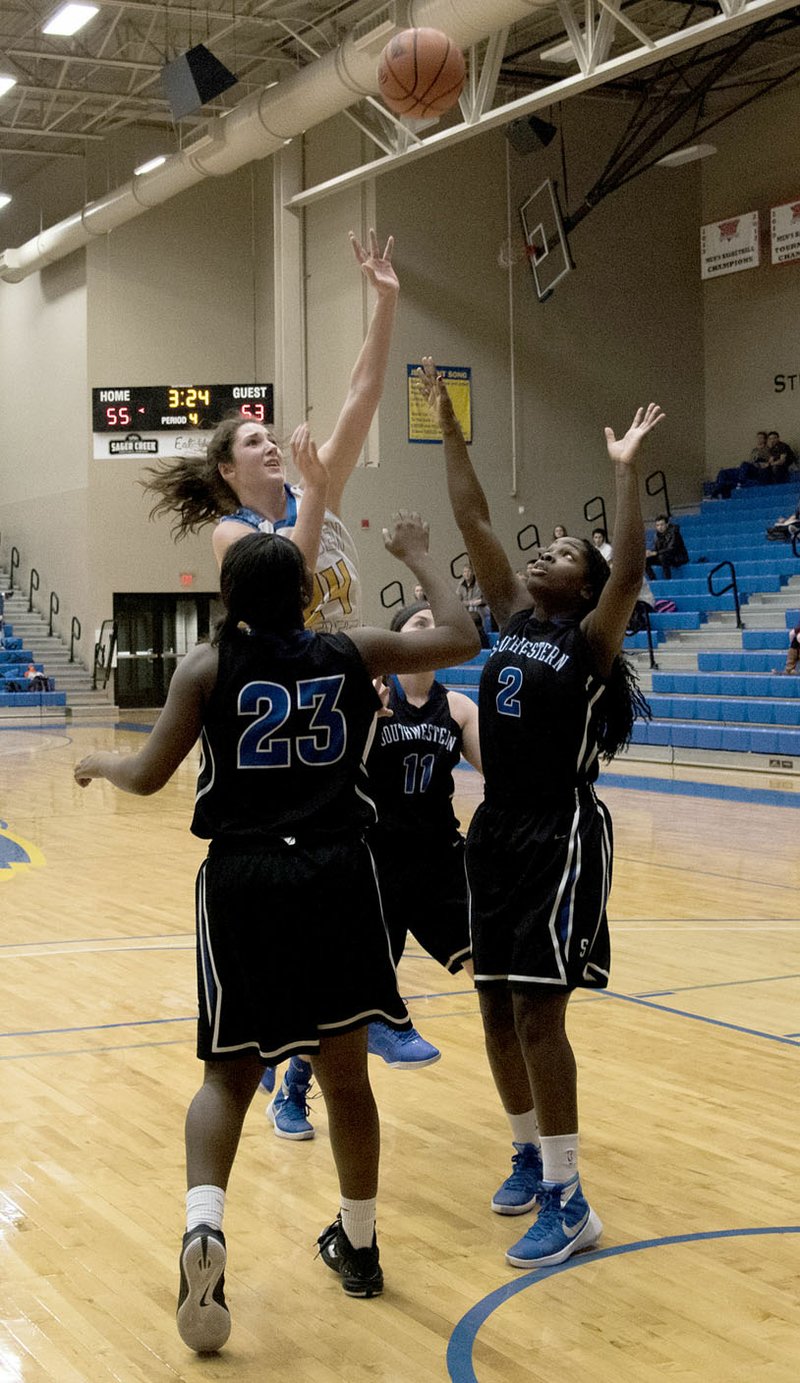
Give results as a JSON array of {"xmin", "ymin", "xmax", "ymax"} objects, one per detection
[
  {"xmin": 191, "ymin": 627, "xmax": 379, "ymax": 840},
  {"xmin": 366, "ymin": 677, "xmax": 463, "ymax": 838},
  {"xmin": 478, "ymin": 609, "xmax": 606, "ymax": 805}
]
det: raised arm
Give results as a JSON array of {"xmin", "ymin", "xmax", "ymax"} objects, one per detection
[
  {"xmin": 286, "ymin": 423, "xmax": 328, "ymax": 573},
  {"xmin": 582, "ymin": 403, "xmax": 665, "ymax": 676},
  {"xmin": 415, "ymin": 358, "xmax": 530, "ymax": 629},
  {"xmin": 74, "ymin": 644, "xmax": 215, "ymax": 795},
  {"xmin": 349, "ymin": 513, "xmax": 480, "ymax": 677},
  {"xmin": 317, "ymin": 230, "xmax": 399, "ymax": 514}
]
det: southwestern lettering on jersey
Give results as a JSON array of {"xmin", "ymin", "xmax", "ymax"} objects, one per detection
[
  {"xmin": 379, "ymin": 721, "xmax": 457, "ymax": 749},
  {"xmin": 494, "ymin": 632, "xmax": 570, "ymax": 672}
]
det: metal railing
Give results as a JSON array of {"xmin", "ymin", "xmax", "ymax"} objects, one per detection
[
  {"xmin": 92, "ymin": 619, "xmax": 117, "ymax": 689},
  {"xmin": 707, "ymin": 561, "xmax": 743, "ymax": 629},
  {"xmin": 646, "ymin": 469, "xmax": 671, "ymax": 518},
  {"xmin": 28, "ymin": 567, "xmax": 39, "ymax": 613},
  {"xmin": 48, "ymin": 591, "xmax": 60, "ymax": 636},
  {"xmin": 10, "ymin": 546, "xmax": 20, "ymax": 592},
  {"xmin": 449, "ymin": 552, "xmax": 469, "ymax": 579},
  {"xmin": 641, "ymin": 606, "xmax": 658, "ymax": 669},
  {"xmin": 516, "ymin": 523, "xmax": 540, "ymax": 553},
  {"xmin": 379, "ymin": 581, "xmax": 405, "ymax": 611},
  {"xmin": 583, "ymin": 495, "xmax": 607, "ymax": 534},
  {"xmin": 70, "ymin": 616, "xmax": 82, "ymax": 664}
]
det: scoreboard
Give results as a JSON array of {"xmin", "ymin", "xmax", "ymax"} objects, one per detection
[{"xmin": 91, "ymin": 383, "xmax": 273, "ymax": 458}]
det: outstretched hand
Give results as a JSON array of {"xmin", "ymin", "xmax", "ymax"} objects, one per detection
[
  {"xmin": 290, "ymin": 423, "xmax": 328, "ymax": 495},
  {"xmin": 382, "ymin": 511, "xmax": 430, "ymax": 563},
  {"xmin": 349, "ymin": 228, "xmax": 398, "ymax": 298},
  {"xmin": 605, "ymin": 403, "xmax": 665, "ymax": 467},
  {"xmin": 414, "ymin": 356, "xmax": 456, "ymax": 431}
]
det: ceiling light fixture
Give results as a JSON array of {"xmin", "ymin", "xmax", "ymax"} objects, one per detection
[
  {"xmin": 42, "ymin": 4, "xmax": 100, "ymax": 37},
  {"xmin": 657, "ymin": 143, "xmax": 717, "ymax": 168},
  {"xmin": 0, "ymin": 76, "xmax": 17, "ymax": 98},
  {"xmin": 134, "ymin": 155, "xmax": 167, "ymax": 175},
  {"xmin": 539, "ymin": 40, "xmax": 577, "ymax": 64}
]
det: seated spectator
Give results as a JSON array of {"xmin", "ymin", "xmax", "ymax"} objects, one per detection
[
  {"xmin": 777, "ymin": 616, "xmax": 800, "ymax": 675},
  {"xmin": 645, "ymin": 514, "xmax": 689, "ymax": 581},
  {"xmin": 413, "ymin": 583, "xmax": 427, "ymax": 601},
  {"xmin": 552, "ymin": 524, "xmax": 568, "ymax": 540},
  {"xmin": 766, "ymin": 496, "xmax": 800, "ymax": 543},
  {"xmin": 591, "ymin": 527, "xmax": 613, "ymax": 562},
  {"xmin": 456, "ymin": 561, "xmax": 490, "ymax": 633},
  {"xmin": 764, "ymin": 431, "xmax": 797, "ymax": 485},
  {"xmin": 709, "ymin": 432, "xmax": 768, "ymax": 498},
  {"xmin": 626, "ymin": 574, "xmax": 656, "ymax": 635}
]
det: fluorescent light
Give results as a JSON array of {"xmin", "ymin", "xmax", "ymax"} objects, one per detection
[
  {"xmin": 657, "ymin": 143, "xmax": 717, "ymax": 168},
  {"xmin": 134, "ymin": 155, "xmax": 167, "ymax": 175},
  {"xmin": 0, "ymin": 76, "xmax": 17, "ymax": 98},
  {"xmin": 42, "ymin": 4, "xmax": 99, "ymax": 37},
  {"xmin": 539, "ymin": 40, "xmax": 576, "ymax": 64},
  {"xmin": 0, "ymin": 194, "xmax": 12, "ymax": 211}
]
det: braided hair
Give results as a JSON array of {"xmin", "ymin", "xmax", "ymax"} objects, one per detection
[{"xmin": 577, "ymin": 538, "xmax": 651, "ymax": 760}]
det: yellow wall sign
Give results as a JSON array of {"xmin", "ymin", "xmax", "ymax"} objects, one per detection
[{"xmin": 407, "ymin": 365, "xmax": 472, "ymax": 443}]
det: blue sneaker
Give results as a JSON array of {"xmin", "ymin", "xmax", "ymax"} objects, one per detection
[
  {"xmin": 260, "ymin": 1066, "xmax": 276, "ymax": 1094},
  {"xmin": 267, "ymin": 1057, "xmax": 314, "ymax": 1140},
  {"xmin": 176, "ymin": 1224, "xmax": 230, "ymax": 1352},
  {"xmin": 367, "ymin": 1021, "xmax": 440, "ymax": 1069},
  {"xmin": 505, "ymin": 1177, "xmax": 602, "ymax": 1268},
  {"xmin": 491, "ymin": 1142, "xmax": 543, "ymax": 1215}
]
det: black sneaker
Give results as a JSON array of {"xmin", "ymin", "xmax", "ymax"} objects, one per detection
[
  {"xmin": 317, "ymin": 1215, "xmax": 384, "ymax": 1298},
  {"xmin": 176, "ymin": 1224, "xmax": 231, "ymax": 1352}
]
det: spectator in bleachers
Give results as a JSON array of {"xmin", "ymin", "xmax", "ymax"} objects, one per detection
[
  {"xmin": 763, "ymin": 431, "xmax": 797, "ymax": 485},
  {"xmin": 709, "ymin": 432, "xmax": 769, "ymax": 498},
  {"xmin": 552, "ymin": 524, "xmax": 568, "ymax": 540},
  {"xmin": 766, "ymin": 496, "xmax": 800, "ymax": 543},
  {"xmin": 777, "ymin": 617, "xmax": 800, "ymax": 675},
  {"xmin": 456, "ymin": 561, "xmax": 490, "ymax": 634},
  {"xmin": 592, "ymin": 528, "xmax": 613, "ymax": 562},
  {"xmin": 645, "ymin": 515, "xmax": 689, "ymax": 581}
]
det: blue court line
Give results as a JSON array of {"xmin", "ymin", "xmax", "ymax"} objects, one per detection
[
  {"xmin": 602, "ymin": 989, "xmax": 800, "ymax": 1048},
  {"xmin": 0, "ymin": 1037, "xmax": 189, "ymax": 1062},
  {"xmin": 600, "ymin": 769, "xmax": 800, "ymax": 809},
  {"xmin": 0, "ymin": 1014, "xmax": 195, "ymax": 1039},
  {"xmin": 446, "ymin": 1226, "xmax": 800, "ymax": 1383},
  {"xmin": 637, "ymin": 970, "xmax": 800, "ymax": 997},
  {"xmin": 0, "ymin": 930, "xmax": 193, "ymax": 950}
]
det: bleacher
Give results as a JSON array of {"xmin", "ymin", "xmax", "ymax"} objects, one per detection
[
  {"xmin": 440, "ymin": 479, "xmax": 800, "ymax": 771},
  {"xmin": 0, "ymin": 621, "xmax": 66, "ymax": 710}
]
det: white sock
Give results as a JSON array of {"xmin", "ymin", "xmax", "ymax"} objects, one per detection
[
  {"xmin": 186, "ymin": 1185, "xmax": 226, "ymax": 1233},
  {"xmin": 540, "ymin": 1133, "xmax": 579, "ymax": 1185},
  {"xmin": 340, "ymin": 1196, "xmax": 376, "ymax": 1250},
  {"xmin": 506, "ymin": 1109, "xmax": 540, "ymax": 1147}
]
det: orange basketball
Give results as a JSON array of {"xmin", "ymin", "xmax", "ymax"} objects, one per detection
[{"xmin": 377, "ymin": 28, "xmax": 466, "ymax": 119}]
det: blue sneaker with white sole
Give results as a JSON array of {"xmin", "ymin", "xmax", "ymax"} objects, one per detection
[
  {"xmin": 367, "ymin": 1021, "xmax": 440, "ymax": 1068},
  {"xmin": 267, "ymin": 1056, "xmax": 314, "ymax": 1139},
  {"xmin": 505, "ymin": 1177, "xmax": 602, "ymax": 1268},
  {"xmin": 491, "ymin": 1141, "xmax": 543, "ymax": 1215}
]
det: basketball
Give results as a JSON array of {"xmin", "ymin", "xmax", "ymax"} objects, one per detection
[{"xmin": 377, "ymin": 28, "xmax": 466, "ymax": 119}]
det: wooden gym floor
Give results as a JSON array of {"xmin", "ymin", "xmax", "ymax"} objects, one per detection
[{"xmin": 0, "ymin": 720, "xmax": 798, "ymax": 1382}]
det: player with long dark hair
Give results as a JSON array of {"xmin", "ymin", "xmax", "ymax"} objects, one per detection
[{"xmin": 416, "ymin": 358, "xmax": 661, "ymax": 1269}]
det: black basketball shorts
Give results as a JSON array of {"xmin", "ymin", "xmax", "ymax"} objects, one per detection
[
  {"xmin": 466, "ymin": 789, "xmax": 612, "ymax": 991},
  {"xmin": 194, "ymin": 834, "xmax": 411, "ymax": 1062},
  {"xmin": 368, "ymin": 828, "xmax": 472, "ymax": 974}
]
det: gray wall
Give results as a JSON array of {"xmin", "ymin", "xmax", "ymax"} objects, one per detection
[{"xmin": 702, "ymin": 82, "xmax": 800, "ymax": 475}]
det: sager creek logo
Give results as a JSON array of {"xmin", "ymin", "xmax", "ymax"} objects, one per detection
[
  {"xmin": 109, "ymin": 434, "xmax": 159, "ymax": 454},
  {"xmin": 0, "ymin": 819, "xmax": 45, "ymax": 879}
]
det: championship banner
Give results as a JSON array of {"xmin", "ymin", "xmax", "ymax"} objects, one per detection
[
  {"xmin": 700, "ymin": 212, "xmax": 759, "ymax": 280},
  {"xmin": 407, "ymin": 365, "xmax": 472, "ymax": 444},
  {"xmin": 770, "ymin": 198, "xmax": 800, "ymax": 265}
]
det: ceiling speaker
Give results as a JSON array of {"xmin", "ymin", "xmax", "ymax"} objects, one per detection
[
  {"xmin": 506, "ymin": 115, "xmax": 558, "ymax": 155},
  {"xmin": 161, "ymin": 44, "xmax": 238, "ymax": 121}
]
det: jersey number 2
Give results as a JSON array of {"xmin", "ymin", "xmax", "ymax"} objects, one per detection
[
  {"xmin": 496, "ymin": 665, "xmax": 523, "ymax": 718},
  {"xmin": 237, "ymin": 675, "xmax": 346, "ymax": 768}
]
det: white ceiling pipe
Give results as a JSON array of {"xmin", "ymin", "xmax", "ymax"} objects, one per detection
[{"xmin": 0, "ymin": 0, "xmax": 550, "ymax": 282}]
